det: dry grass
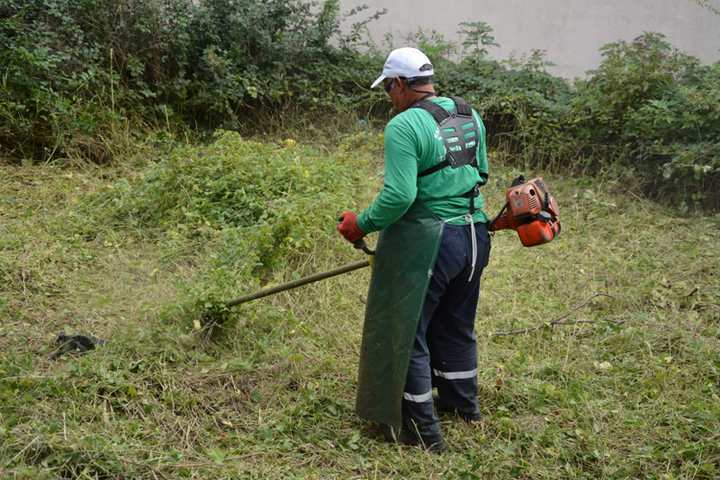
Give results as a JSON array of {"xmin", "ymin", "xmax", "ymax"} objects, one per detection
[{"xmin": 1, "ymin": 137, "xmax": 718, "ymax": 479}]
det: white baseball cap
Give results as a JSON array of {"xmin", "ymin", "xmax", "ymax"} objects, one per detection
[{"xmin": 370, "ymin": 47, "xmax": 434, "ymax": 89}]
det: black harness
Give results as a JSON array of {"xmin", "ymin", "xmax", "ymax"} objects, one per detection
[{"xmin": 412, "ymin": 96, "xmax": 487, "ymax": 213}]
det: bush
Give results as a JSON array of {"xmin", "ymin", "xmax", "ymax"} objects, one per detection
[
  {"xmin": 91, "ymin": 130, "xmax": 365, "ymax": 334},
  {"xmin": 2, "ymin": 2, "xmax": 718, "ymax": 210},
  {"xmin": 101, "ymin": 130, "xmax": 359, "ymax": 267},
  {"xmin": 0, "ymin": 0, "xmax": 190, "ymax": 161},
  {"xmin": 570, "ymin": 33, "xmax": 720, "ymax": 209},
  {"xmin": 0, "ymin": 0, "xmax": 382, "ymax": 161}
]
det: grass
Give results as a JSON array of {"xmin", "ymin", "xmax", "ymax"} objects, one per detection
[{"xmin": 0, "ymin": 133, "xmax": 718, "ymax": 479}]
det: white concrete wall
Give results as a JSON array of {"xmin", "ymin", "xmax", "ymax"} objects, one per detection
[{"xmin": 340, "ymin": 0, "xmax": 720, "ymax": 78}]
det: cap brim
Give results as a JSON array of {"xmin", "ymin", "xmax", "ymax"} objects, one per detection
[{"xmin": 370, "ymin": 74, "xmax": 386, "ymax": 89}]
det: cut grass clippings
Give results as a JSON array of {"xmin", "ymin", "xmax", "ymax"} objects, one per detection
[{"xmin": 1, "ymin": 133, "xmax": 718, "ymax": 479}]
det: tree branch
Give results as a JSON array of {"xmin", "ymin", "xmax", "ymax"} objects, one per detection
[{"xmin": 491, "ymin": 293, "xmax": 619, "ymax": 337}]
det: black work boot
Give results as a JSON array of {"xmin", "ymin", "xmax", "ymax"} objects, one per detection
[
  {"xmin": 379, "ymin": 423, "xmax": 447, "ymax": 453},
  {"xmin": 398, "ymin": 423, "xmax": 447, "ymax": 453},
  {"xmin": 437, "ymin": 402, "xmax": 481, "ymax": 423},
  {"xmin": 396, "ymin": 396, "xmax": 448, "ymax": 453}
]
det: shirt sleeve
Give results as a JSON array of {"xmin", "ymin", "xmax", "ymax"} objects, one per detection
[{"xmin": 357, "ymin": 119, "xmax": 419, "ymax": 234}]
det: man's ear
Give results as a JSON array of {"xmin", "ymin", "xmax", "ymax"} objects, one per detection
[{"xmin": 395, "ymin": 77, "xmax": 407, "ymax": 92}]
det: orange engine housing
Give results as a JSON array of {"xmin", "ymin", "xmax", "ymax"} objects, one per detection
[{"xmin": 489, "ymin": 176, "xmax": 560, "ymax": 247}]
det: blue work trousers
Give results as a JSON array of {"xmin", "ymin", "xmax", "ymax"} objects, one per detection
[{"xmin": 402, "ymin": 221, "xmax": 491, "ymax": 439}]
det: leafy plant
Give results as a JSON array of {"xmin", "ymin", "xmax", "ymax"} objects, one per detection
[
  {"xmin": 457, "ymin": 20, "xmax": 499, "ymax": 59},
  {"xmin": 1, "ymin": 4, "xmax": 718, "ymax": 210}
]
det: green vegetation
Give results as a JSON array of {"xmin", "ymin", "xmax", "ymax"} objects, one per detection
[
  {"xmin": 1, "ymin": 1, "xmax": 719, "ymax": 477},
  {"xmin": 2, "ymin": 0, "xmax": 719, "ymax": 209},
  {"xmin": 0, "ymin": 0, "xmax": 380, "ymax": 160},
  {"xmin": 1, "ymin": 133, "xmax": 718, "ymax": 478}
]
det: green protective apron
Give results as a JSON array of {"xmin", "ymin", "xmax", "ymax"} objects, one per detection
[{"xmin": 355, "ymin": 200, "xmax": 445, "ymax": 429}]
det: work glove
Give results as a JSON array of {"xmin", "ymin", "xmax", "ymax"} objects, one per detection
[{"xmin": 337, "ymin": 210, "xmax": 365, "ymax": 243}]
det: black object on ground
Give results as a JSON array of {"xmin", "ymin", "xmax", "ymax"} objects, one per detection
[{"xmin": 50, "ymin": 333, "xmax": 107, "ymax": 360}]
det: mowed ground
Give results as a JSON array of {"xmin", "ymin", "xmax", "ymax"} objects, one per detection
[{"xmin": 1, "ymin": 140, "xmax": 719, "ymax": 479}]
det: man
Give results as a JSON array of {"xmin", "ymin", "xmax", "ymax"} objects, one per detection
[{"xmin": 337, "ymin": 47, "xmax": 491, "ymax": 453}]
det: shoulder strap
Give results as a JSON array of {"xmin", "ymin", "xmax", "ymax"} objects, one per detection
[
  {"xmin": 418, "ymin": 159, "xmax": 450, "ymax": 178},
  {"xmin": 449, "ymin": 96, "xmax": 472, "ymax": 116},
  {"xmin": 412, "ymin": 100, "xmax": 450, "ymax": 124},
  {"xmin": 413, "ymin": 97, "xmax": 473, "ymax": 121}
]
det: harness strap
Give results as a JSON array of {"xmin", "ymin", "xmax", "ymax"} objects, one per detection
[
  {"xmin": 468, "ymin": 214, "xmax": 477, "ymax": 282},
  {"xmin": 489, "ymin": 202, "xmax": 508, "ymax": 230},
  {"xmin": 418, "ymin": 160, "xmax": 489, "ymax": 180},
  {"xmin": 418, "ymin": 159, "xmax": 450, "ymax": 178},
  {"xmin": 443, "ymin": 210, "xmax": 481, "ymax": 282},
  {"xmin": 413, "ymin": 99, "xmax": 450, "ymax": 124},
  {"xmin": 460, "ymin": 183, "xmax": 481, "ymax": 214},
  {"xmin": 449, "ymin": 96, "xmax": 472, "ymax": 116}
]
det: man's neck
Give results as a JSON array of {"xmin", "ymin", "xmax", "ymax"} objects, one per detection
[
  {"xmin": 411, "ymin": 88, "xmax": 436, "ymax": 102},
  {"xmin": 399, "ymin": 88, "xmax": 436, "ymax": 111}
]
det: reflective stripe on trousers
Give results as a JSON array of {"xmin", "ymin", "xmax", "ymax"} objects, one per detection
[
  {"xmin": 432, "ymin": 368, "xmax": 478, "ymax": 380},
  {"xmin": 402, "ymin": 390, "xmax": 433, "ymax": 403}
]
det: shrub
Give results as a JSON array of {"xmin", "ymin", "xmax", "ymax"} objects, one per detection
[
  {"xmin": 2, "ymin": 2, "xmax": 718, "ymax": 210},
  {"xmin": 91, "ymin": 130, "xmax": 365, "ymax": 334},
  {"xmin": 0, "ymin": 0, "xmax": 382, "ymax": 161},
  {"xmin": 570, "ymin": 33, "xmax": 720, "ymax": 209},
  {"xmin": 432, "ymin": 28, "xmax": 719, "ymax": 209},
  {"xmin": 102, "ymin": 130, "xmax": 355, "ymax": 263}
]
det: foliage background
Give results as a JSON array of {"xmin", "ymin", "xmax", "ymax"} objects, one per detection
[{"xmin": 1, "ymin": 0, "xmax": 719, "ymax": 209}]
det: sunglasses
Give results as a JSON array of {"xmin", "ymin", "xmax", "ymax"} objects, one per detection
[{"xmin": 383, "ymin": 78, "xmax": 395, "ymax": 93}]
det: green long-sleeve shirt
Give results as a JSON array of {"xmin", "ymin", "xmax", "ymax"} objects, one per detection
[{"xmin": 357, "ymin": 97, "xmax": 489, "ymax": 234}]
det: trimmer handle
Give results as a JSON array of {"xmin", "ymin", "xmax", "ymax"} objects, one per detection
[
  {"xmin": 338, "ymin": 214, "xmax": 375, "ymax": 255},
  {"xmin": 353, "ymin": 238, "xmax": 375, "ymax": 256}
]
